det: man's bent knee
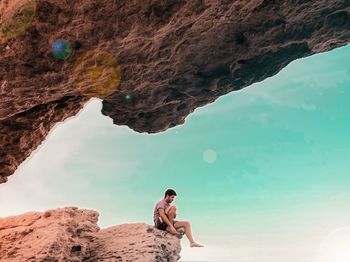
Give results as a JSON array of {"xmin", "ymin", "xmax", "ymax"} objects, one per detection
[
  {"xmin": 174, "ymin": 220, "xmax": 189, "ymax": 227},
  {"xmin": 166, "ymin": 205, "xmax": 177, "ymax": 214}
]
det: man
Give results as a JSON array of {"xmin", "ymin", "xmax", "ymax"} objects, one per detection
[{"xmin": 153, "ymin": 188, "xmax": 204, "ymax": 248}]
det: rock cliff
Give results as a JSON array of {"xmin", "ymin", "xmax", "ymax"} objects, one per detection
[
  {"xmin": 0, "ymin": 207, "xmax": 181, "ymax": 262},
  {"xmin": 1, "ymin": 0, "xmax": 350, "ymax": 183}
]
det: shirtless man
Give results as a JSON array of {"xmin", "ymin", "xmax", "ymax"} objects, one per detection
[{"xmin": 153, "ymin": 188, "xmax": 204, "ymax": 248}]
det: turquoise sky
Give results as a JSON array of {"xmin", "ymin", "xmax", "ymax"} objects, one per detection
[{"xmin": 1, "ymin": 44, "xmax": 350, "ymax": 261}]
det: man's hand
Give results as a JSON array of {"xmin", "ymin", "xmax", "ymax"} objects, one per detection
[{"xmin": 168, "ymin": 226, "xmax": 179, "ymax": 235}]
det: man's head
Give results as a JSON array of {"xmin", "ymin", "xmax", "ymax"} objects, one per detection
[{"xmin": 164, "ymin": 188, "xmax": 177, "ymax": 203}]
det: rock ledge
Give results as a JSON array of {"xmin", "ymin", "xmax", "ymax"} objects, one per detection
[{"xmin": 0, "ymin": 207, "xmax": 181, "ymax": 262}]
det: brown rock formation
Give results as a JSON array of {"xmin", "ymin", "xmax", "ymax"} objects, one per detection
[
  {"xmin": 0, "ymin": 207, "xmax": 182, "ymax": 262},
  {"xmin": 0, "ymin": 96, "xmax": 89, "ymax": 184},
  {"xmin": 1, "ymin": 0, "xmax": 350, "ymax": 183}
]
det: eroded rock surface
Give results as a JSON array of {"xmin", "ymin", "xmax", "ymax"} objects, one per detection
[
  {"xmin": 92, "ymin": 223, "xmax": 181, "ymax": 262},
  {"xmin": 1, "ymin": 0, "xmax": 350, "ymax": 183},
  {"xmin": 0, "ymin": 207, "xmax": 181, "ymax": 262}
]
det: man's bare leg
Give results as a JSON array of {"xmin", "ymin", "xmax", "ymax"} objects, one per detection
[
  {"xmin": 174, "ymin": 220, "xmax": 204, "ymax": 248},
  {"xmin": 166, "ymin": 205, "xmax": 177, "ymax": 225},
  {"xmin": 165, "ymin": 206, "xmax": 182, "ymax": 236}
]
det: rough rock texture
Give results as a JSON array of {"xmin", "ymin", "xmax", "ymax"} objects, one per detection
[
  {"xmin": 1, "ymin": 0, "xmax": 350, "ymax": 183},
  {"xmin": 0, "ymin": 207, "xmax": 182, "ymax": 262},
  {"xmin": 92, "ymin": 224, "xmax": 181, "ymax": 262},
  {"xmin": 0, "ymin": 96, "xmax": 89, "ymax": 184}
]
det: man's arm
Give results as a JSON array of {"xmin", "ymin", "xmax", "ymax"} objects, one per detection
[{"xmin": 159, "ymin": 208, "xmax": 174, "ymax": 229}]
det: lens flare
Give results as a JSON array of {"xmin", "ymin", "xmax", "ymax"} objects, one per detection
[
  {"xmin": 71, "ymin": 49, "xmax": 121, "ymax": 99},
  {"xmin": 125, "ymin": 94, "xmax": 132, "ymax": 102},
  {"xmin": 0, "ymin": 0, "xmax": 36, "ymax": 41},
  {"xmin": 203, "ymin": 149, "xmax": 217, "ymax": 164},
  {"xmin": 52, "ymin": 39, "xmax": 72, "ymax": 60}
]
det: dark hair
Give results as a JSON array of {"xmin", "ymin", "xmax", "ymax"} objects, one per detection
[{"xmin": 164, "ymin": 188, "xmax": 177, "ymax": 197}]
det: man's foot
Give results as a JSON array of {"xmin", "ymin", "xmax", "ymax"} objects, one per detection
[
  {"xmin": 177, "ymin": 227, "xmax": 185, "ymax": 234},
  {"xmin": 190, "ymin": 242, "xmax": 204, "ymax": 248},
  {"xmin": 175, "ymin": 227, "xmax": 185, "ymax": 239},
  {"xmin": 176, "ymin": 232, "xmax": 184, "ymax": 239}
]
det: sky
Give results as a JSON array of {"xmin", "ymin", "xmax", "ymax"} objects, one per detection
[{"xmin": 1, "ymin": 44, "xmax": 350, "ymax": 261}]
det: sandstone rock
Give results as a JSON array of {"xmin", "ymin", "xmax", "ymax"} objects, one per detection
[
  {"xmin": 1, "ymin": 0, "xmax": 350, "ymax": 183},
  {"xmin": 91, "ymin": 224, "xmax": 181, "ymax": 262},
  {"xmin": 0, "ymin": 207, "xmax": 181, "ymax": 262},
  {"xmin": 0, "ymin": 207, "xmax": 99, "ymax": 262}
]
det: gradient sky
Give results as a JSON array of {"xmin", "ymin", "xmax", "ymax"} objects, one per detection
[{"xmin": 1, "ymin": 44, "xmax": 350, "ymax": 262}]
